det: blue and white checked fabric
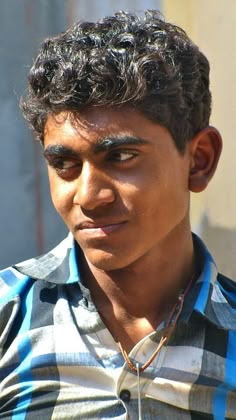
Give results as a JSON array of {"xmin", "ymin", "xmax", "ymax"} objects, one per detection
[{"xmin": 0, "ymin": 233, "xmax": 236, "ymax": 419}]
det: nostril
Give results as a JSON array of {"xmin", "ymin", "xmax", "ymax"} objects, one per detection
[{"xmin": 73, "ymin": 186, "xmax": 115, "ymax": 209}]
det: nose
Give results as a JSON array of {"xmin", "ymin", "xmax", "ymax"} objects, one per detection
[{"xmin": 73, "ymin": 161, "xmax": 115, "ymax": 210}]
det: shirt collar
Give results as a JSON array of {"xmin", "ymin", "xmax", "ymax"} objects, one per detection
[
  {"xmin": 14, "ymin": 232, "xmax": 236, "ymax": 330},
  {"xmin": 181, "ymin": 234, "xmax": 236, "ymax": 330},
  {"xmin": 14, "ymin": 232, "xmax": 80, "ymax": 284}
]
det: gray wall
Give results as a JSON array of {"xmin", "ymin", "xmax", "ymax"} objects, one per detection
[
  {"xmin": 68, "ymin": 0, "xmax": 162, "ymax": 22},
  {"xmin": 0, "ymin": 1, "xmax": 67, "ymax": 268}
]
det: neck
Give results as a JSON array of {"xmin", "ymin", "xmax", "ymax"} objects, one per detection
[{"xmin": 80, "ymin": 227, "xmax": 197, "ymax": 351}]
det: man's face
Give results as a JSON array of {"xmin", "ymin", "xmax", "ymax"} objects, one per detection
[{"xmin": 44, "ymin": 107, "xmax": 192, "ymax": 271}]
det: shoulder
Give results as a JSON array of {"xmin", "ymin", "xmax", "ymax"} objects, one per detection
[
  {"xmin": 0, "ymin": 264, "xmax": 32, "ymax": 304},
  {"xmin": 205, "ymin": 272, "xmax": 236, "ymax": 330},
  {"xmin": 0, "ymin": 233, "xmax": 77, "ymax": 309},
  {"xmin": 0, "ymin": 264, "xmax": 35, "ymax": 355}
]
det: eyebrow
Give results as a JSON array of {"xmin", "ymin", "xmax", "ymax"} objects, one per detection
[
  {"xmin": 43, "ymin": 135, "xmax": 149, "ymax": 157},
  {"xmin": 43, "ymin": 144, "xmax": 78, "ymax": 158},
  {"xmin": 93, "ymin": 135, "xmax": 149, "ymax": 152}
]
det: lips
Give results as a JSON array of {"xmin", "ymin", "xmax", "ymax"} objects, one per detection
[{"xmin": 76, "ymin": 220, "xmax": 127, "ymax": 237}]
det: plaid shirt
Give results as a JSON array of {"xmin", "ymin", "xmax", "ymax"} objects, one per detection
[{"xmin": 0, "ymin": 233, "xmax": 236, "ymax": 419}]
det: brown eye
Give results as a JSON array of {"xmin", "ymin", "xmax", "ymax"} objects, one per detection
[
  {"xmin": 45, "ymin": 156, "xmax": 81, "ymax": 176},
  {"xmin": 110, "ymin": 150, "xmax": 138, "ymax": 162},
  {"xmin": 55, "ymin": 159, "xmax": 76, "ymax": 170}
]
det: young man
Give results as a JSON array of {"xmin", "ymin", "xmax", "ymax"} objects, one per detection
[{"xmin": 0, "ymin": 10, "xmax": 235, "ymax": 419}]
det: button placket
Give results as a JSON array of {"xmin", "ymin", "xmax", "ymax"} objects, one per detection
[{"xmin": 116, "ymin": 333, "xmax": 165, "ymax": 401}]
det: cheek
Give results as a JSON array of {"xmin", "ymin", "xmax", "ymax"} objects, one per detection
[
  {"xmin": 49, "ymin": 178, "xmax": 75, "ymax": 218},
  {"xmin": 141, "ymin": 172, "xmax": 189, "ymax": 222}
]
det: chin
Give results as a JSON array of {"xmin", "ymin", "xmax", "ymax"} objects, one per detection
[{"xmin": 83, "ymin": 248, "xmax": 130, "ymax": 272}]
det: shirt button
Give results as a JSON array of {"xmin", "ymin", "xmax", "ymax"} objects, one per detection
[{"xmin": 119, "ymin": 389, "xmax": 131, "ymax": 402}]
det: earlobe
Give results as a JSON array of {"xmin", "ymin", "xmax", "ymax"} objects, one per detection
[{"xmin": 188, "ymin": 126, "xmax": 222, "ymax": 193}]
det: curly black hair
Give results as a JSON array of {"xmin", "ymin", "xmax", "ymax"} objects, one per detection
[{"xmin": 21, "ymin": 10, "xmax": 211, "ymax": 151}]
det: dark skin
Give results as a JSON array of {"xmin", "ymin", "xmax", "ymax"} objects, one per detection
[{"xmin": 43, "ymin": 107, "xmax": 222, "ymax": 352}]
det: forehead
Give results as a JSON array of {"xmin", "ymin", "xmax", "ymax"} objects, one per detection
[
  {"xmin": 44, "ymin": 107, "xmax": 145, "ymax": 138},
  {"xmin": 43, "ymin": 106, "xmax": 176, "ymax": 154}
]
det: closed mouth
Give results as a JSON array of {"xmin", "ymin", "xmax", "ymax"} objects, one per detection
[{"xmin": 76, "ymin": 220, "xmax": 127, "ymax": 236}]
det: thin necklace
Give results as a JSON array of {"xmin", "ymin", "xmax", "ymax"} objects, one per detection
[{"xmin": 118, "ymin": 273, "xmax": 194, "ymax": 373}]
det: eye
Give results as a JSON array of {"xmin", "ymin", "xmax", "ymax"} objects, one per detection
[
  {"xmin": 55, "ymin": 159, "xmax": 76, "ymax": 170},
  {"xmin": 109, "ymin": 150, "xmax": 138, "ymax": 162},
  {"xmin": 46, "ymin": 156, "xmax": 80, "ymax": 174}
]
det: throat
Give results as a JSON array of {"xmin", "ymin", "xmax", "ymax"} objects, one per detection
[
  {"xmin": 97, "ymin": 301, "xmax": 168, "ymax": 354},
  {"xmin": 115, "ymin": 319, "xmax": 159, "ymax": 354}
]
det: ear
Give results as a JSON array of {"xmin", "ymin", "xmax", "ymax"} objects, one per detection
[{"xmin": 188, "ymin": 126, "xmax": 222, "ymax": 193}]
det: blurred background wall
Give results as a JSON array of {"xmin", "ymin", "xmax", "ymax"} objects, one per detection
[
  {"xmin": 164, "ymin": 0, "xmax": 236, "ymax": 278},
  {"xmin": 0, "ymin": 0, "xmax": 68, "ymax": 268},
  {"xmin": 0, "ymin": 0, "xmax": 235, "ymax": 278}
]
